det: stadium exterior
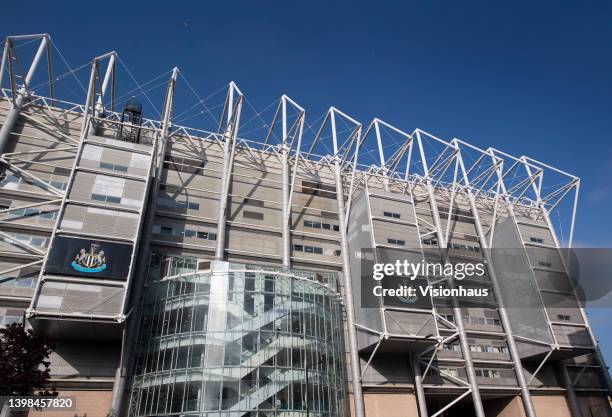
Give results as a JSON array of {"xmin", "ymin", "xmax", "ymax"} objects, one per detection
[{"xmin": 0, "ymin": 34, "xmax": 611, "ymax": 417}]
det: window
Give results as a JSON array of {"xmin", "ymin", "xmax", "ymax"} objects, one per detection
[
  {"xmin": 100, "ymin": 162, "xmax": 128, "ymax": 173},
  {"xmin": 557, "ymin": 314, "xmax": 571, "ymax": 321},
  {"xmin": 243, "ymin": 210, "xmax": 264, "ymax": 220},
  {"xmin": 184, "ymin": 230, "xmax": 197, "ymax": 238},
  {"xmin": 383, "ymin": 211, "xmax": 401, "ymax": 219},
  {"xmin": 443, "ymin": 343, "xmax": 460, "ymax": 352},
  {"xmin": 304, "ymin": 220, "xmax": 339, "ymax": 231},
  {"xmin": 538, "ymin": 261, "xmax": 552, "ymax": 268},
  {"xmin": 475, "ymin": 369, "xmax": 501, "ymax": 378},
  {"xmin": 471, "ymin": 344, "xmax": 509, "ymax": 354},
  {"xmin": 243, "ymin": 198, "xmax": 264, "ymax": 207},
  {"xmin": 293, "ymin": 244, "xmax": 324, "ymax": 255},
  {"xmin": 485, "ymin": 318, "xmax": 501, "ymax": 326},
  {"xmin": 160, "ymin": 226, "xmax": 173, "ymax": 235},
  {"xmin": 304, "ymin": 220, "xmax": 321, "ymax": 228},
  {"xmin": 196, "ymin": 231, "xmax": 217, "ymax": 241},
  {"xmin": 92, "ymin": 193, "xmax": 121, "ymax": 204},
  {"xmin": 387, "ymin": 238, "xmax": 405, "ymax": 246},
  {"xmin": 158, "ymin": 198, "xmax": 199, "ymax": 211},
  {"xmin": 530, "ymin": 237, "xmax": 544, "ymax": 244}
]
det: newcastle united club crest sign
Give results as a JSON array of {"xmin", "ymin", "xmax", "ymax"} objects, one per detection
[{"xmin": 71, "ymin": 242, "xmax": 107, "ymax": 273}]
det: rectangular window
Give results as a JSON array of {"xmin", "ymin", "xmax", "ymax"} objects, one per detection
[
  {"xmin": 243, "ymin": 210, "xmax": 264, "ymax": 220},
  {"xmin": 383, "ymin": 211, "xmax": 401, "ymax": 219},
  {"xmin": 293, "ymin": 244, "xmax": 323, "ymax": 255},
  {"xmin": 538, "ymin": 261, "xmax": 552, "ymax": 268},
  {"xmin": 530, "ymin": 237, "xmax": 544, "ymax": 244},
  {"xmin": 387, "ymin": 238, "xmax": 406, "ymax": 246},
  {"xmin": 304, "ymin": 220, "xmax": 322, "ymax": 229},
  {"xmin": 100, "ymin": 162, "xmax": 128, "ymax": 173},
  {"xmin": 160, "ymin": 226, "xmax": 173, "ymax": 235},
  {"xmin": 557, "ymin": 314, "xmax": 571, "ymax": 321},
  {"xmin": 184, "ymin": 230, "xmax": 197, "ymax": 238},
  {"xmin": 243, "ymin": 198, "xmax": 264, "ymax": 207}
]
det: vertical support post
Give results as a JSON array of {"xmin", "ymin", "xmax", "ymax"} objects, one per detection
[
  {"xmin": 411, "ymin": 351, "xmax": 429, "ymax": 417},
  {"xmin": 373, "ymin": 120, "xmax": 390, "ymax": 192},
  {"xmin": 89, "ymin": 52, "xmax": 116, "ymax": 136},
  {"xmin": 454, "ymin": 142, "xmax": 538, "ymax": 417},
  {"xmin": 0, "ymin": 35, "xmax": 49, "ymax": 155},
  {"xmin": 108, "ymin": 68, "xmax": 179, "ymax": 417},
  {"xmin": 328, "ymin": 110, "xmax": 366, "ymax": 417},
  {"xmin": 280, "ymin": 97, "xmax": 291, "ymax": 269},
  {"xmin": 214, "ymin": 83, "xmax": 243, "ymax": 260},
  {"xmin": 415, "ymin": 131, "xmax": 486, "ymax": 417},
  {"xmin": 559, "ymin": 362, "xmax": 583, "ymax": 417}
]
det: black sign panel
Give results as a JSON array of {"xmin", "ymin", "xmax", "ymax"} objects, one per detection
[{"xmin": 45, "ymin": 236, "xmax": 133, "ymax": 280}]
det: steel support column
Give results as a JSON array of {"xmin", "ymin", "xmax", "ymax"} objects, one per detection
[
  {"xmin": 214, "ymin": 83, "xmax": 243, "ymax": 260},
  {"xmin": 411, "ymin": 351, "xmax": 429, "ymax": 417},
  {"xmin": 415, "ymin": 132, "xmax": 486, "ymax": 417},
  {"xmin": 0, "ymin": 35, "xmax": 49, "ymax": 155},
  {"xmin": 328, "ymin": 110, "xmax": 366, "ymax": 417},
  {"xmin": 560, "ymin": 361, "xmax": 583, "ymax": 417},
  {"xmin": 454, "ymin": 142, "xmax": 538, "ymax": 417},
  {"xmin": 88, "ymin": 52, "xmax": 116, "ymax": 136}
]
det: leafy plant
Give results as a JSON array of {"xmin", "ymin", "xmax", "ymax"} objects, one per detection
[{"xmin": 0, "ymin": 322, "xmax": 56, "ymax": 396}]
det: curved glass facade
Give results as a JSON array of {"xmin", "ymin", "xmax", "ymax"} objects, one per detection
[{"xmin": 128, "ymin": 259, "xmax": 347, "ymax": 417}]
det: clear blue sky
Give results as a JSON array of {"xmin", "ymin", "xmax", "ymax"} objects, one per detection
[{"xmin": 5, "ymin": 1, "xmax": 612, "ymax": 365}]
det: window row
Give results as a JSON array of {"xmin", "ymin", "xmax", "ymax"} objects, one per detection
[
  {"xmin": 100, "ymin": 161, "xmax": 128, "ymax": 173},
  {"xmin": 475, "ymin": 369, "xmax": 501, "ymax": 378},
  {"xmin": 383, "ymin": 211, "xmax": 401, "ymax": 219},
  {"xmin": 2, "ymin": 234, "xmax": 47, "ymax": 247},
  {"xmin": 158, "ymin": 197, "xmax": 200, "ymax": 211},
  {"xmin": 0, "ymin": 173, "xmax": 67, "ymax": 191},
  {"xmin": 439, "ymin": 314, "xmax": 501, "ymax": 327},
  {"xmin": 0, "ymin": 206, "xmax": 57, "ymax": 221},
  {"xmin": 292, "ymin": 244, "xmax": 341, "ymax": 257},
  {"xmin": 447, "ymin": 242, "xmax": 481, "ymax": 253},
  {"xmin": 469, "ymin": 344, "xmax": 509, "ymax": 354},
  {"xmin": 153, "ymin": 225, "xmax": 217, "ymax": 241},
  {"xmin": 304, "ymin": 220, "xmax": 340, "ymax": 231}
]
